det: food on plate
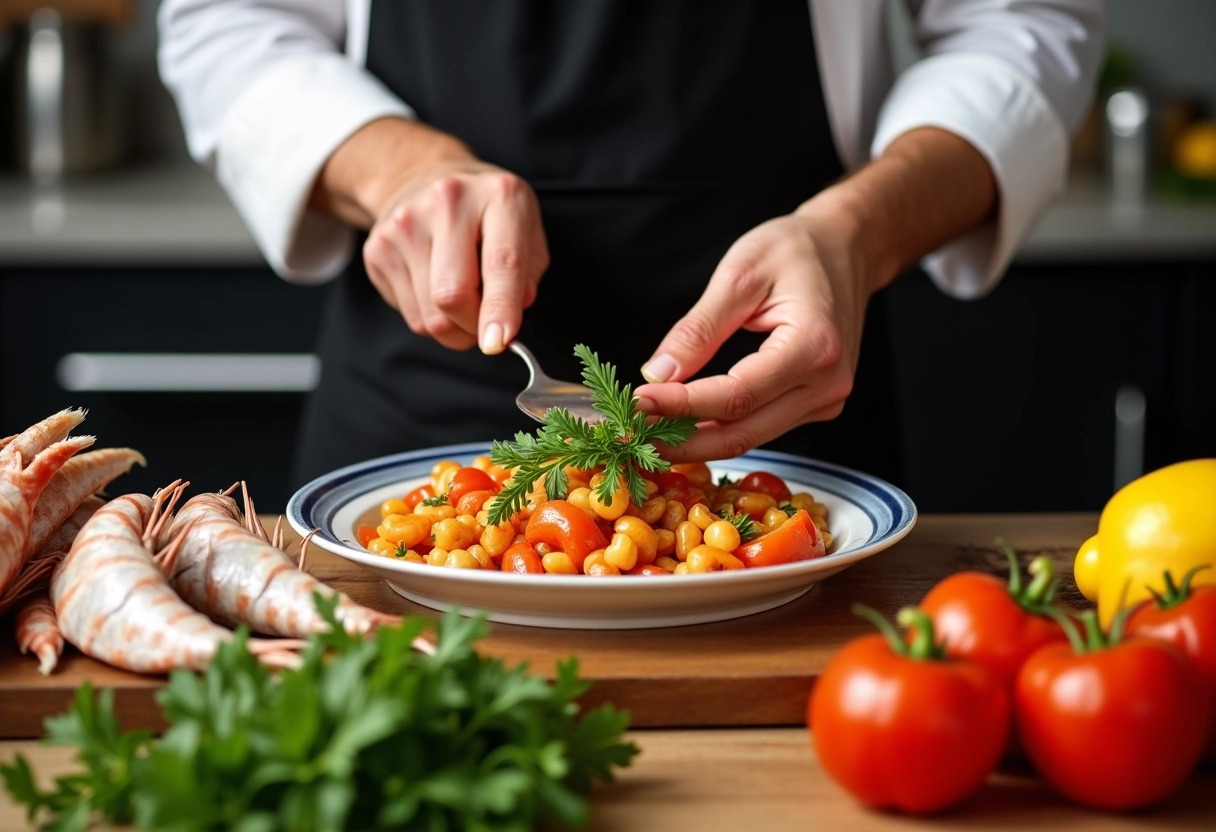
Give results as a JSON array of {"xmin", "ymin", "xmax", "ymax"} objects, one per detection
[
  {"xmin": 358, "ymin": 344, "xmax": 832, "ymax": 574},
  {"xmin": 161, "ymin": 481, "xmax": 409, "ymax": 640},
  {"xmin": 51, "ymin": 482, "xmax": 304, "ymax": 674},
  {"xmin": 1074, "ymin": 458, "xmax": 1216, "ymax": 628},
  {"xmin": 809, "ymin": 605, "xmax": 1009, "ymax": 815},
  {"xmin": 1126, "ymin": 565, "xmax": 1216, "ymax": 758},
  {"xmin": 1, "ymin": 602, "xmax": 638, "ymax": 831},
  {"xmin": 0, "ymin": 408, "xmax": 95, "ymax": 598},
  {"xmin": 1015, "ymin": 606, "xmax": 1209, "ymax": 811}
]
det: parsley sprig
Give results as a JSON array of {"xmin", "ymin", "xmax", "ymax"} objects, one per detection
[
  {"xmin": 717, "ymin": 508, "xmax": 760, "ymax": 542},
  {"xmin": 487, "ymin": 344, "xmax": 697, "ymax": 525},
  {"xmin": 2, "ymin": 595, "xmax": 638, "ymax": 831}
]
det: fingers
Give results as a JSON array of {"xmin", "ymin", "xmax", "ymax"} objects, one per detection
[
  {"xmin": 360, "ymin": 165, "xmax": 546, "ymax": 353},
  {"xmin": 640, "ymin": 253, "xmax": 769, "ymax": 385},
  {"xmin": 478, "ymin": 173, "xmax": 549, "ymax": 354}
]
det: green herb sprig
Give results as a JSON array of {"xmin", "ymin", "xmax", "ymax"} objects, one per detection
[
  {"xmin": 717, "ymin": 508, "xmax": 760, "ymax": 542},
  {"xmin": 487, "ymin": 344, "xmax": 697, "ymax": 525},
  {"xmin": 2, "ymin": 596, "xmax": 638, "ymax": 831}
]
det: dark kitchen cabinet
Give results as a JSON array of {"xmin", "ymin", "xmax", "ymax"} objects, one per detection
[
  {"xmin": 0, "ymin": 267, "xmax": 328, "ymax": 512},
  {"xmin": 883, "ymin": 260, "xmax": 1216, "ymax": 512}
]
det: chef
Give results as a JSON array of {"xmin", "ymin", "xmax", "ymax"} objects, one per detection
[{"xmin": 158, "ymin": 1, "xmax": 1104, "ymax": 489}]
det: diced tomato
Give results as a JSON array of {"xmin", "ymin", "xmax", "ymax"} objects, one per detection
[
  {"xmin": 456, "ymin": 489, "xmax": 496, "ymax": 515},
  {"xmin": 356, "ymin": 524, "xmax": 378, "ymax": 547},
  {"xmin": 447, "ymin": 466, "xmax": 500, "ymax": 504},
  {"xmin": 403, "ymin": 483, "xmax": 435, "ymax": 510},
  {"xmin": 737, "ymin": 470, "xmax": 792, "ymax": 503},
  {"xmin": 501, "ymin": 541, "xmax": 544, "ymax": 574},
  {"xmin": 734, "ymin": 508, "xmax": 825, "ymax": 567},
  {"xmin": 525, "ymin": 500, "xmax": 609, "ymax": 571}
]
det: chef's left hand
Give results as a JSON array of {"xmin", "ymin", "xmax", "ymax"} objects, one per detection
[{"xmin": 634, "ymin": 194, "xmax": 875, "ymax": 463}]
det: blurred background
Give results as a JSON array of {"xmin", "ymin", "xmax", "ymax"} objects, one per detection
[{"xmin": 0, "ymin": 0, "xmax": 1213, "ymax": 512}]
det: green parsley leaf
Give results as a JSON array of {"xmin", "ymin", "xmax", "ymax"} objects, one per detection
[
  {"xmin": 1, "ymin": 596, "xmax": 639, "ymax": 831},
  {"xmin": 717, "ymin": 508, "xmax": 760, "ymax": 542},
  {"xmin": 420, "ymin": 493, "xmax": 449, "ymax": 507},
  {"xmin": 487, "ymin": 344, "xmax": 697, "ymax": 524}
]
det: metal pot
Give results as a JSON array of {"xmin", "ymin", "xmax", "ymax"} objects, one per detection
[{"xmin": 11, "ymin": 8, "xmax": 125, "ymax": 181}]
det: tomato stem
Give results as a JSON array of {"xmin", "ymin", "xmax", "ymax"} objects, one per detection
[
  {"xmin": 1147, "ymin": 564, "xmax": 1211, "ymax": 610},
  {"xmin": 997, "ymin": 539, "xmax": 1059, "ymax": 613},
  {"xmin": 852, "ymin": 603, "xmax": 907, "ymax": 657},
  {"xmin": 896, "ymin": 607, "xmax": 946, "ymax": 661}
]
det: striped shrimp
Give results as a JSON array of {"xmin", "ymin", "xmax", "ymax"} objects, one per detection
[
  {"xmin": 1, "ymin": 426, "xmax": 94, "ymax": 598},
  {"xmin": 162, "ymin": 483, "xmax": 415, "ymax": 644},
  {"xmin": 3, "ymin": 496, "xmax": 106, "ymax": 673},
  {"xmin": 16, "ymin": 595, "xmax": 62, "ymax": 675},
  {"xmin": 52, "ymin": 483, "xmax": 302, "ymax": 674},
  {"xmin": 26, "ymin": 447, "xmax": 146, "ymax": 558}
]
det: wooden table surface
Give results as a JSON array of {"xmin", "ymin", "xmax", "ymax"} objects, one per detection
[{"xmin": 3, "ymin": 513, "xmax": 1215, "ymax": 829}]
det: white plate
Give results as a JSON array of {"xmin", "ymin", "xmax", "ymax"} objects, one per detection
[{"xmin": 286, "ymin": 444, "xmax": 917, "ymax": 629}]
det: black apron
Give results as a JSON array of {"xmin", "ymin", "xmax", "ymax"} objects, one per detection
[{"xmin": 292, "ymin": 0, "xmax": 902, "ymax": 488}]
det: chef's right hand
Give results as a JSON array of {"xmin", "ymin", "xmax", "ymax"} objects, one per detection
[{"xmin": 363, "ymin": 157, "xmax": 549, "ymax": 353}]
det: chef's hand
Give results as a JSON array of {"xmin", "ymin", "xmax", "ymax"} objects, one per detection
[
  {"xmin": 634, "ymin": 199, "xmax": 872, "ymax": 462},
  {"xmin": 634, "ymin": 127, "xmax": 997, "ymax": 462},
  {"xmin": 312, "ymin": 117, "xmax": 549, "ymax": 353}
]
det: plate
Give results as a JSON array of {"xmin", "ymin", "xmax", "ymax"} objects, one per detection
[{"xmin": 286, "ymin": 444, "xmax": 917, "ymax": 629}]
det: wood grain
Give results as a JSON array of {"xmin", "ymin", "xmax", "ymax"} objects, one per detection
[
  {"xmin": 4, "ymin": 731, "xmax": 1214, "ymax": 831},
  {"xmin": 0, "ymin": 513, "xmax": 1099, "ymax": 738}
]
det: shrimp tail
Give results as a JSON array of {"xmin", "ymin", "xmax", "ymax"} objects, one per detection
[
  {"xmin": 0, "ymin": 551, "xmax": 63, "ymax": 618},
  {"xmin": 16, "ymin": 594, "xmax": 64, "ymax": 675},
  {"xmin": 26, "ymin": 447, "xmax": 146, "ymax": 557},
  {"xmin": 0, "ymin": 408, "xmax": 87, "ymax": 465}
]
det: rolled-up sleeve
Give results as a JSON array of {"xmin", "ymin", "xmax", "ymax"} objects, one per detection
[
  {"xmin": 158, "ymin": 0, "xmax": 412, "ymax": 283},
  {"xmin": 872, "ymin": 0, "xmax": 1105, "ymax": 298}
]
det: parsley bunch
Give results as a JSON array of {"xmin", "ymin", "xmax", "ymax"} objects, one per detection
[
  {"xmin": 2, "ymin": 596, "xmax": 638, "ymax": 831},
  {"xmin": 488, "ymin": 344, "xmax": 697, "ymax": 525}
]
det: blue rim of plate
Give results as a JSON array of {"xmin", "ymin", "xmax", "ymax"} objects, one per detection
[{"xmin": 287, "ymin": 443, "xmax": 917, "ymax": 584}]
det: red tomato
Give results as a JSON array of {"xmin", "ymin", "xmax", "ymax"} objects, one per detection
[
  {"xmin": 650, "ymin": 471, "xmax": 692, "ymax": 492},
  {"xmin": 356, "ymin": 524, "xmax": 378, "ymax": 548},
  {"xmin": 737, "ymin": 470, "xmax": 792, "ymax": 503},
  {"xmin": 1016, "ymin": 611, "xmax": 1208, "ymax": 811},
  {"xmin": 918, "ymin": 548, "xmax": 1066, "ymax": 691},
  {"xmin": 501, "ymin": 541, "xmax": 544, "ymax": 574},
  {"xmin": 810, "ymin": 606, "xmax": 1009, "ymax": 814},
  {"xmin": 734, "ymin": 509, "xmax": 824, "ymax": 567},
  {"xmin": 455, "ymin": 489, "xmax": 496, "ymax": 515},
  {"xmin": 447, "ymin": 466, "xmax": 499, "ymax": 504},
  {"xmin": 403, "ymin": 483, "xmax": 434, "ymax": 510},
  {"xmin": 1127, "ymin": 566, "xmax": 1216, "ymax": 759},
  {"xmin": 525, "ymin": 500, "xmax": 609, "ymax": 571}
]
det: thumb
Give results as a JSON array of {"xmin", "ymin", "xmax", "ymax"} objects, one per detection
[{"xmin": 641, "ymin": 258, "xmax": 765, "ymax": 384}]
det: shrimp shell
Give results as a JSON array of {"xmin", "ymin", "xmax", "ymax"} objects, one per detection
[
  {"xmin": 26, "ymin": 447, "xmax": 146, "ymax": 558},
  {"xmin": 16, "ymin": 594, "xmax": 63, "ymax": 675},
  {"xmin": 163, "ymin": 483, "xmax": 402, "ymax": 639},
  {"xmin": 52, "ymin": 485, "xmax": 302, "ymax": 674},
  {"xmin": 0, "ymin": 435, "xmax": 95, "ymax": 597}
]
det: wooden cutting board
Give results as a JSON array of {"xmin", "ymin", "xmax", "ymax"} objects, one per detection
[{"xmin": 0, "ymin": 513, "xmax": 1097, "ymax": 738}]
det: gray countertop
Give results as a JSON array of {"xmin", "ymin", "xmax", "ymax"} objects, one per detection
[{"xmin": 1, "ymin": 164, "xmax": 1214, "ymax": 268}]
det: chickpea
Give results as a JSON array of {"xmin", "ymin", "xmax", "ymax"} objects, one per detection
[
  {"xmin": 762, "ymin": 507, "xmax": 789, "ymax": 530},
  {"xmin": 588, "ymin": 473, "xmax": 631, "ymax": 521},
  {"xmin": 687, "ymin": 503, "xmax": 717, "ymax": 530},
  {"xmin": 735, "ymin": 492, "xmax": 777, "ymax": 519},
  {"xmin": 585, "ymin": 560, "xmax": 621, "ymax": 576},
  {"xmin": 613, "ymin": 516, "xmax": 658, "ymax": 565},
  {"xmin": 380, "ymin": 497, "xmax": 409, "ymax": 518},
  {"xmin": 659, "ymin": 499, "xmax": 687, "ymax": 531},
  {"xmin": 655, "ymin": 528, "xmax": 676, "ymax": 557},
  {"xmin": 379, "ymin": 513, "xmax": 431, "ymax": 548},
  {"xmin": 567, "ymin": 487, "xmax": 598, "ymax": 520},
  {"xmin": 675, "ymin": 521, "xmax": 702, "ymax": 561},
  {"xmin": 542, "ymin": 551, "xmax": 577, "ymax": 574},
  {"xmin": 444, "ymin": 549, "xmax": 481, "ymax": 569},
  {"xmin": 604, "ymin": 533, "xmax": 638, "ymax": 571},
  {"xmin": 480, "ymin": 521, "xmax": 515, "ymax": 558},
  {"xmin": 703, "ymin": 519, "xmax": 741, "ymax": 552}
]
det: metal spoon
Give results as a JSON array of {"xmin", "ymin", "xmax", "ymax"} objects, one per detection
[{"xmin": 509, "ymin": 340, "xmax": 602, "ymax": 423}]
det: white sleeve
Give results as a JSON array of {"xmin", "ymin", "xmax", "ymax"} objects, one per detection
[
  {"xmin": 157, "ymin": 0, "xmax": 412, "ymax": 283},
  {"xmin": 872, "ymin": 0, "xmax": 1105, "ymax": 298}
]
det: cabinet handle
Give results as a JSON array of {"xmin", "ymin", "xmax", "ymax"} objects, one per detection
[
  {"xmin": 56, "ymin": 352, "xmax": 320, "ymax": 393},
  {"xmin": 1113, "ymin": 384, "xmax": 1146, "ymax": 491}
]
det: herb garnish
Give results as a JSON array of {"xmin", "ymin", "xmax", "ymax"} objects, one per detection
[
  {"xmin": 717, "ymin": 508, "xmax": 760, "ymax": 542},
  {"xmin": 2, "ymin": 596, "xmax": 638, "ymax": 831},
  {"xmin": 487, "ymin": 344, "xmax": 697, "ymax": 525},
  {"xmin": 420, "ymin": 493, "xmax": 449, "ymax": 507}
]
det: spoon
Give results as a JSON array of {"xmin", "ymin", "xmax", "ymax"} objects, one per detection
[{"xmin": 509, "ymin": 341, "xmax": 602, "ymax": 423}]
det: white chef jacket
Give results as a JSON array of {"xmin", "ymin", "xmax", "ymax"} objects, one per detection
[{"xmin": 158, "ymin": 0, "xmax": 1105, "ymax": 299}]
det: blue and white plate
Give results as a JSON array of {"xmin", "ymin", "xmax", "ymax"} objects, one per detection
[{"xmin": 287, "ymin": 444, "xmax": 917, "ymax": 629}]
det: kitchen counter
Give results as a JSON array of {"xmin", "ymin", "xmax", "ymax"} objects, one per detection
[
  {"xmin": 2, "ymin": 164, "xmax": 1215, "ymax": 266},
  {"xmin": 2, "ymin": 512, "xmax": 1214, "ymax": 829}
]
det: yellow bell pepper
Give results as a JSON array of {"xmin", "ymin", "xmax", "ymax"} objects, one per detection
[{"xmin": 1075, "ymin": 458, "xmax": 1216, "ymax": 629}]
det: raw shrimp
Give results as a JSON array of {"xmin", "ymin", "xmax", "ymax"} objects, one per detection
[
  {"xmin": 52, "ymin": 483, "xmax": 302, "ymax": 674},
  {"xmin": 0, "ymin": 408, "xmax": 85, "ymax": 461},
  {"xmin": 26, "ymin": 448, "xmax": 145, "ymax": 557},
  {"xmin": 163, "ymin": 483, "xmax": 406, "ymax": 640},
  {"xmin": 16, "ymin": 594, "xmax": 62, "ymax": 675},
  {"xmin": 0, "ymin": 497, "xmax": 105, "ymax": 618},
  {"xmin": 0, "ymin": 435, "xmax": 95, "ymax": 597}
]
